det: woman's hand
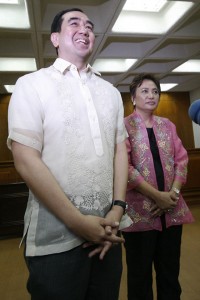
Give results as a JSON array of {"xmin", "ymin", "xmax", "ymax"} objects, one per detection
[
  {"xmin": 150, "ymin": 204, "xmax": 163, "ymax": 217},
  {"xmin": 151, "ymin": 189, "xmax": 179, "ymax": 217},
  {"xmin": 150, "ymin": 205, "xmax": 173, "ymax": 217},
  {"xmin": 154, "ymin": 191, "xmax": 178, "ymax": 210}
]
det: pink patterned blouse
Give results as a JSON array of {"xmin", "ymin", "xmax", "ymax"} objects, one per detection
[{"xmin": 123, "ymin": 111, "xmax": 194, "ymax": 232}]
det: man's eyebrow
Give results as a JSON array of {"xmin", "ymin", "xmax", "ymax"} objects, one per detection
[
  {"xmin": 86, "ymin": 20, "xmax": 94, "ymax": 29},
  {"xmin": 68, "ymin": 17, "xmax": 94, "ymax": 29}
]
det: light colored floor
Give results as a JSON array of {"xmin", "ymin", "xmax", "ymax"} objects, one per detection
[{"xmin": 0, "ymin": 205, "xmax": 199, "ymax": 300}]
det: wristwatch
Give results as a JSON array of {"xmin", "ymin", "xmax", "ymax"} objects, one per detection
[
  {"xmin": 172, "ymin": 187, "xmax": 180, "ymax": 195},
  {"xmin": 112, "ymin": 200, "xmax": 128, "ymax": 215}
]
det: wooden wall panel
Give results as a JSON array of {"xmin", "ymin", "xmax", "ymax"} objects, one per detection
[
  {"xmin": 0, "ymin": 149, "xmax": 199, "ymax": 237},
  {"xmin": 0, "ymin": 94, "xmax": 13, "ymax": 162},
  {"xmin": 0, "ymin": 91, "xmax": 196, "ymax": 184},
  {"xmin": 0, "ymin": 92, "xmax": 199, "ymax": 238},
  {"xmin": 0, "ymin": 182, "xmax": 28, "ymax": 237},
  {"xmin": 154, "ymin": 92, "xmax": 194, "ymax": 150},
  {"xmin": 122, "ymin": 93, "xmax": 133, "ymax": 117},
  {"xmin": 0, "ymin": 162, "xmax": 23, "ymax": 184},
  {"xmin": 182, "ymin": 149, "xmax": 200, "ymax": 205}
]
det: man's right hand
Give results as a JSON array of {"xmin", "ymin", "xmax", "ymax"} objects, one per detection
[{"xmin": 75, "ymin": 214, "xmax": 124, "ymax": 245}]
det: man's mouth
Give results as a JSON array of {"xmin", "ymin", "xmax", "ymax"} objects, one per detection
[{"xmin": 75, "ymin": 39, "xmax": 88, "ymax": 45}]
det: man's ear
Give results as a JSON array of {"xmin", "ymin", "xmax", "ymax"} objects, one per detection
[{"xmin": 50, "ymin": 32, "xmax": 59, "ymax": 48}]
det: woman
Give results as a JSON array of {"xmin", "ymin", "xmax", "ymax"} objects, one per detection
[{"xmin": 122, "ymin": 73, "xmax": 194, "ymax": 300}]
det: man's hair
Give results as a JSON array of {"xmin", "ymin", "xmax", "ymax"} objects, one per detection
[
  {"xmin": 51, "ymin": 8, "xmax": 84, "ymax": 33},
  {"xmin": 130, "ymin": 73, "xmax": 161, "ymax": 97}
]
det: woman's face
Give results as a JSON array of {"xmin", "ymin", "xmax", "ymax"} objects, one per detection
[{"xmin": 133, "ymin": 79, "xmax": 160, "ymax": 113}]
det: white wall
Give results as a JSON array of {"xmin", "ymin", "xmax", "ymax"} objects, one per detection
[{"xmin": 190, "ymin": 88, "xmax": 200, "ymax": 148}]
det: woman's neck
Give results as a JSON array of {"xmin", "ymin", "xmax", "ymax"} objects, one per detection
[{"xmin": 135, "ymin": 109, "xmax": 153, "ymax": 128}]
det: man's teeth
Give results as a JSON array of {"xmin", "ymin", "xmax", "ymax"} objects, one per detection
[{"xmin": 76, "ymin": 39, "xmax": 87, "ymax": 44}]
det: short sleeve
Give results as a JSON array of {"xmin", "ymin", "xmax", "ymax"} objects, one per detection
[
  {"xmin": 115, "ymin": 89, "xmax": 127, "ymax": 144},
  {"xmin": 7, "ymin": 74, "xmax": 44, "ymax": 152}
]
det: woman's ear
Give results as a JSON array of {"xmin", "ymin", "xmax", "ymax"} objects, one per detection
[{"xmin": 131, "ymin": 96, "xmax": 136, "ymax": 107}]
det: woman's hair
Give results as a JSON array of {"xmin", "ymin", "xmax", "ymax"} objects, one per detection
[
  {"xmin": 51, "ymin": 8, "xmax": 84, "ymax": 33},
  {"xmin": 130, "ymin": 73, "xmax": 161, "ymax": 97}
]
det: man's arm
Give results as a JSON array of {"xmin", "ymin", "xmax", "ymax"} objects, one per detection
[
  {"xmin": 111, "ymin": 140, "xmax": 128, "ymax": 218},
  {"xmin": 87, "ymin": 140, "xmax": 128, "ymax": 259},
  {"xmin": 11, "ymin": 141, "xmax": 124, "ymax": 244}
]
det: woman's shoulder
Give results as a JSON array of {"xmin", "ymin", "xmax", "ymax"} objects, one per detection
[
  {"xmin": 154, "ymin": 115, "xmax": 174, "ymax": 126},
  {"xmin": 124, "ymin": 113, "xmax": 133, "ymax": 121},
  {"xmin": 124, "ymin": 111, "xmax": 140, "ymax": 121},
  {"xmin": 125, "ymin": 112, "xmax": 134, "ymax": 123}
]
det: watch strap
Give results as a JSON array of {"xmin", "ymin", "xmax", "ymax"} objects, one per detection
[{"xmin": 112, "ymin": 200, "xmax": 127, "ymax": 214}]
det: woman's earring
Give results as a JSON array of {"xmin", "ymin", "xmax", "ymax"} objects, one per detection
[{"xmin": 133, "ymin": 100, "xmax": 136, "ymax": 107}]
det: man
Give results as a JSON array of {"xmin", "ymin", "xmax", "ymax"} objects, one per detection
[{"xmin": 7, "ymin": 8, "xmax": 129, "ymax": 300}]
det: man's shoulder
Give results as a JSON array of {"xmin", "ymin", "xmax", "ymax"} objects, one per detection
[
  {"xmin": 93, "ymin": 73, "xmax": 117, "ymax": 89},
  {"xmin": 24, "ymin": 66, "xmax": 50, "ymax": 78},
  {"xmin": 16, "ymin": 66, "xmax": 53, "ymax": 86}
]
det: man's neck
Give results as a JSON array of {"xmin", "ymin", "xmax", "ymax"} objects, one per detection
[{"xmin": 58, "ymin": 55, "xmax": 88, "ymax": 72}]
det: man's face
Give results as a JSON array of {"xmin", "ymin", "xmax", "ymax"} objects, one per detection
[{"xmin": 51, "ymin": 11, "xmax": 95, "ymax": 64}]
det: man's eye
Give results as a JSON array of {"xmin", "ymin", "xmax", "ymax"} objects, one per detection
[
  {"xmin": 70, "ymin": 22, "xmax": 78, "ymax": 26},
  {"xmin": 86, "ymin": 25, "xmax": 93, "ymax": 31}
]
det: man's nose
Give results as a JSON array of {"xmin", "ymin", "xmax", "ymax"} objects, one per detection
[{"xmin": 79, "ymin": 24, "xmax": 89, "ymax": 35}]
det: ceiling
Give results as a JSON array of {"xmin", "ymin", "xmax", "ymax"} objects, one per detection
[{"xmin": 1, "ymin": 0, "xmax": 200, "ymax": 94}]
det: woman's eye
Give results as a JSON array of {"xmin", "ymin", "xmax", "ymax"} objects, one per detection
[{"xmin": 141, "ymin": 89, "xmax": 159, "ymax": 95}]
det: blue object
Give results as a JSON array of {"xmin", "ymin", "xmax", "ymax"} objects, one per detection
[{"xmin": 188, "ymin": 99, "xmax": 200, "ymax": 125}]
